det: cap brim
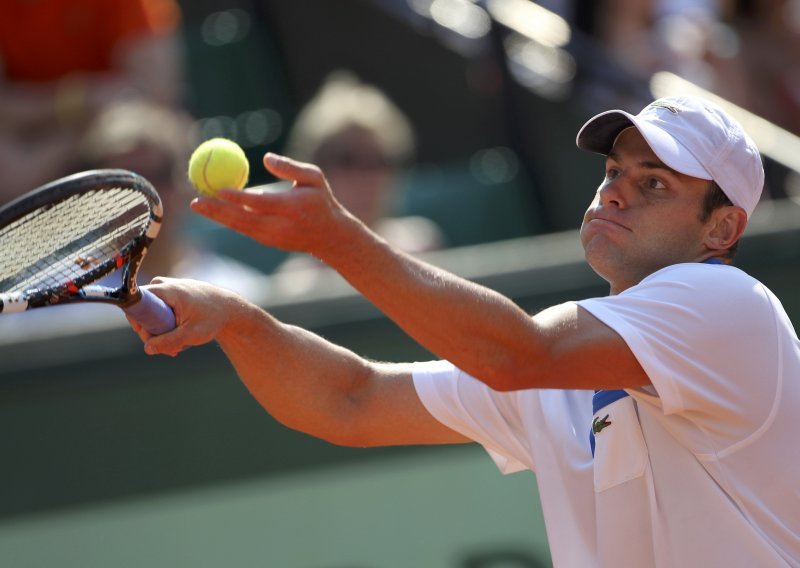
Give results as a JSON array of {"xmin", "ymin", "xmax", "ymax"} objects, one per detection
[
  {"xmin": 576, "ymin": 110, "xmax": 712, "ymax": 180},
  {"xmin": 576, "ymin": 110, "xmax": 636, "ymax": 154}
]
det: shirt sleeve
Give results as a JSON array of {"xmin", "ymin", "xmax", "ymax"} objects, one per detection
[
  {"xmin": 412, "ymin": 360, "xmax": 534, "ymax": 474},
  {"xmin": 577, "ymin": 264, "xmax": 780, "ymax": 444}
]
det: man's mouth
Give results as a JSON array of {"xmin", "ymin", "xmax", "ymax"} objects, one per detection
[{"xmin": 587, "ymin": 215, "xmax": 630, "ymax": 231}]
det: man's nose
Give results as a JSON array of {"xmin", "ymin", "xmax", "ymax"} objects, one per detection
[{"xmin": 597, "ymin": 174, "xmax": 627, "ymax": 208}]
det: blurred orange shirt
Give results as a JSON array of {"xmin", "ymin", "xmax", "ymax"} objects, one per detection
[{"xmin": 0, "ymin": 0, "xmax": 181, "ymax": 81}]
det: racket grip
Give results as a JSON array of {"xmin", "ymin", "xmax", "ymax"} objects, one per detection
[{"xmin": 124, "ymin": 288, "xmax": 177, "ymax": 335}]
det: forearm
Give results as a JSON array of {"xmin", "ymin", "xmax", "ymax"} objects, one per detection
[
  {"xmin": 215, "ymin": 296, "xmax": 374, "ymax": 443},
  {"xmin": 319, "ymin": 219, "xmax": 543, "ymax": 387}
]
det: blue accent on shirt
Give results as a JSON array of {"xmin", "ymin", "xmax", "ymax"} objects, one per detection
[
  {"xmin": 590, "ymin": 389, "xmax": 629, "ymax": 456},
  {"xmin": 589, "ymin": 258, "xmax": 724, "ymax": 456},
  {"xmin": 593, "ymin": 389, "xmax": 630, "ymax": 414}
]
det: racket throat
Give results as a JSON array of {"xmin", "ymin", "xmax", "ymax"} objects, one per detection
[
  {"xmin": 118, "ymin": 256, "xmax": 146, "ymax": 307},
  {"xmin": 76, "ymin": 285, "xmax": 139, "ymax": 306}
]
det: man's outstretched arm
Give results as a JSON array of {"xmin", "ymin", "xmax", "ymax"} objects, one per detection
[
  {"xmin": 190, "ymin": 154, "xmax": 648, "ymax": 392},
  {"xmin": 131, "ymin": 278, "xmax": 469, "ymax": 447}
]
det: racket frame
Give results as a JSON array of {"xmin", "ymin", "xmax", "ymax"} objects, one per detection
[{"xmin": 0, "ymin": 169, "xmax": 163, "ymax": 313}]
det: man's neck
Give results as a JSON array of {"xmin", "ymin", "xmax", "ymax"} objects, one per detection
[{"xmin": 607, "ymin": 257, "xmax": 727, "ymax": 295}]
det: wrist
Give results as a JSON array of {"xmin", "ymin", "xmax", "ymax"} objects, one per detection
[
  {"xmin": 216, "ymin": 294, "xmax": 271, "ymax": 345},
  {"xmin": 314, "ymin": 209, "xmax": 380, "ymax": 267}
]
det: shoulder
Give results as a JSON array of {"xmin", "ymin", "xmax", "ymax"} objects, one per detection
[
  {"xmin": 577, "ymin": 264, "xmax": 790, "ymax": 420},
  {"xmin": 577, "ymin": 263, "xmax": 779, "ymax": 348},
  {"xmin": 638, "ymin": 262, "xmax": 757, "ymax": 290},
  {"xmin": 621, "ymin": 263, "xmax": 767, "ymax": 310}
]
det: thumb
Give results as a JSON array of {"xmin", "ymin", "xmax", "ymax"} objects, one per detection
[
  {"xmin": 263, "ymin": 153, "xmax": 325, "ymax": 187},
  {"xmin": 137, "ymin": 281, "xmax": 187, "ymax": 356},
  {"xmin": 142, "ymin": 326, "xmax": 186, "ymax": 357}
]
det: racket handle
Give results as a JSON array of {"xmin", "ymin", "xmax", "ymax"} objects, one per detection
[{"xmin": 124, "ymin": 288, "xmax": 177, "ymax": 335}]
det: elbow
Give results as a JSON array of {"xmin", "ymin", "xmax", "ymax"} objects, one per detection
[
  {"xmin": 324, "ymin": 433, "xmax": 373, "ymax": 449},
  {"xmin": 475, "ymin": 333, "xmax": 563, "ymax": 392},
  {"xmin": 313, "ymin": 417, "xmax": 377, "ymax": 448},
  {"xmin": 472, "ymin": 358, "xmax": 551, "ymax": 392},
  {"xmin": 287, "ymin": 396, "xmax": 378, "ymax": 449},
  {"xmin": 270, "ymin": 405, "xmax": 369, "ymax": 447},
  {"xmin": 276, "ymin": 418, "xmax": 369, "ymax": 449},
  {"xmin": 480, "ymin": 371, "xmax": 529, "ymax": 392},
  {"xmin": 314, "ymin": 419, "xmax": 364, "ymax": 448},
  {"xmin": 313, "ymin": 401, "xmax": 398, "ymax": 449}
]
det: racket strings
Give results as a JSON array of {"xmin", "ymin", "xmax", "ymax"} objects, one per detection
[{"xmin": 0, "ymin": 188, "xmax": 152, "ymax": 293}]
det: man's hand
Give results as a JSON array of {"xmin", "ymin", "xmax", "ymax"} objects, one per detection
[
  {"xmin": 127, "ymin": 277, "xmax": 248, "ymax": 357},
  {"xmin": 189, "ymin": 153, "xmax": 363, "ymax": 261}
]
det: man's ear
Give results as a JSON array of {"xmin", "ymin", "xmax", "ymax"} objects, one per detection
[{"xmin": 705, "ymin": 206, "xmax": 748, "ymax": 252}]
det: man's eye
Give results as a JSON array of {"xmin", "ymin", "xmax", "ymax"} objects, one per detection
[
  {"xmin": 605, "ymin": 168, "xmax": 619, "ymax": 181},
  {"xmin": 647, "ymin": 178, "xmax": 666, "ymax": 190}
]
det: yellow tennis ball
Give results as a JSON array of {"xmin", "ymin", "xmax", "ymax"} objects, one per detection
[{"xmin": 188, "ymin": 137, "xmax": 249, "ymax": 197}]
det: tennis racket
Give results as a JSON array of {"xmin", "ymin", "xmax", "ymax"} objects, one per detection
[{"xmin": 0, "ymin": 169, "xmax": 176, "ymax": 335}]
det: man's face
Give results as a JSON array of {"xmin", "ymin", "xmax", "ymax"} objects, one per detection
[{"xmin": 580, "ymin": 127, "xmax": 714, "ymax": 294}]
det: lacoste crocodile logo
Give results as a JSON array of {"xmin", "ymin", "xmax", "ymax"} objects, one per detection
[{"xmin": 592, "ymin": 414, "xmax": 612, "ymax": 434}]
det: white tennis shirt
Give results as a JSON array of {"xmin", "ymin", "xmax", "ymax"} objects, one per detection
[{"xmin": 413, "ymin": 263, "xmax": 800, "ymax": 567}]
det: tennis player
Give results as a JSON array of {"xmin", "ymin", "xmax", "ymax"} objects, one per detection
[{"xmin": 130, "ymin": 95, "xmax": 800, "ymax": 566}]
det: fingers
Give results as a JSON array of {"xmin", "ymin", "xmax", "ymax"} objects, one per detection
[
  {"xmin": 130, "ymin": 279, "xmax": 236, "ymax": 358},
  {"xmin": 125, "ymin": 314, "xmax": 152, "ymax": 342},
  {"xmin": 210, "ymin": 185, "xmax": 296, "ymax": 214},
  {"xmin": 142, "ymin": 330, "xmax": 187, "ymax": 357},
  {"xmin": 188, "ymin": 152, "xmax": 346, "ymax": 254},
  {"xmin": 125, "ymin": 280, "xmax": 186, "ymax": 356},
  {"xmin": 189, "ymin": 197, "xmax": 293, "ymax": 246},
  {"xmin": 126, "ymin": 279, "xmax": 167, "ymax": 341},
  {"xmin": 189, "ymin": 153, "xmax": 324, "ymax": 214},
  {"xmin": 190, "ymin": 194, "xmax": 266, "ymax": 223},
  {"xmin": 263, "ymin": 153, "xmax": 325, "ymax": 187},
  {"xmin": 126, "ymin": 281, "xmax": 178, "ymax": 356},
  {"xmin": 190, "ymin": 167, "xmax": 318, "ymax": 220}
]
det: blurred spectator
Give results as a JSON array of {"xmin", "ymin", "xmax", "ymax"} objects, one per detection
[
  {"xmin": 0, "ymin": 0, "xmax": 185, "ymax": 203},
  {"xmin": 594, "ymin": 0, "xmax": 749, "ymax": 104},
  {"xmin": 77, "ymin": 99, "xmax": 267, "ymax": 301},
  {"xmin": 733, "ymin": 0, "xmax": 800, "ymax": 136},
  {"xmin": 274, "ymin": 71, "xmax": 445, "ymax": 294}
]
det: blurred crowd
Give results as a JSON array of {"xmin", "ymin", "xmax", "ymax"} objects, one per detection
[
  {"xmin": 0, "ymin": 0, "xmax": 184, "ymax": 203},
  {"xmin": 2, "ymin": 0, "xmax": 799, "ymax": 296},
  {"xmin": 573, "ymin": 0, "xmax": 800, "ymax": 137}
]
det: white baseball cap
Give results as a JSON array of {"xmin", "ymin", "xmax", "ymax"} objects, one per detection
[{"xmin": 576, "ymin": 95, "xmax": 764, "ymax": 218}]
